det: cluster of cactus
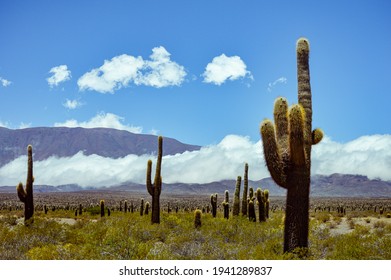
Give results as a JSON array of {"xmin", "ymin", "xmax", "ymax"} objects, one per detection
[
  {"xmin": 260, "ymin": 38, "xmax": 323, "ymax": 253},
  {"xmin": 146, "ymin": 136, "xmax": 163, "ymax": 224},
  {"xmin": 16, "ymin": 145, "xmax": 34, "ymax": 226},
  {"xmin": 223, "ymin": 190, "xmax": 229, "ymax": 219}
]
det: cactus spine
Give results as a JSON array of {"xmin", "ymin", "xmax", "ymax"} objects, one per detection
[
  {"xmin": 16, "ymin": 145, "xmax": 34, "ymax": 225},
  {"xmin": 241, "ymin": 163, "xmax": 249, "ymax": 216},
  {"xmin": 146, "ymin": 136, "xmax": 163, "ymax": 224},
  {"xmin": 210, "ymin": 193, "xmax": 217, "ymax": 218},
  {"xmin": 194, "ymin": 209, "xmax": 202, "ymax": 229},
  {"xmin": 223, "ymin": 190, "xmax": 229, "ymax": 219},
  {"xmin": 260, "ymin": 38, "xmax": 323, "ymax": 253},
  {"xmin": 232, "ymin": 176, "xmax": 241, "ymax": 216}
]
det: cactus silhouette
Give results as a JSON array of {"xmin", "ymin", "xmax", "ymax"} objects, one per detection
[
  {"xmin": 210, "ymin": 193, "xmax": 218, "ymax": 218},
  {"xmin": 146, "ymin": 136, "xmax": 163, "ymax": 224},
  {"xmin": 248, "ymin": 200, "xmax": 256, "ymax": 222},
  {"xmin": 264, "ymin": 189, "xmax": 270, "ymax": 219},
  {"xmin": 260, "ymin": 38, "xmax": 323, "ymax": 252},
  {"xmin": 140, "ymin": 198, "xmax": 144, "ymax": 216},
  {"xmin": 16, "ymin": 145, "xmax": 34, "ymax": 225},
  {"xmin": 233, "ymin": 176, "xmax": 241, "ymax": 216},
  {"xmin": 241, "ymin": 163, "xmax": 249, "ymax": 216}
]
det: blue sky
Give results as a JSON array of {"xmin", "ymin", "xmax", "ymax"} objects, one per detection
[{"xmin": 0, "ymin": 1, "xmax": 390, "ymax": 185}]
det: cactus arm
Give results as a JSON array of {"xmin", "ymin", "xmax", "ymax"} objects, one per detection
[
  {"xmin": 260, "ymin": 120, "xmax": 287, "ymax": 188},
  {"xmin": 273, "ymin": 97, "xmax": 289, "ymax": 148},
  {"xmin": 312, "ymin": 128, "xmax": 324, "ymax": 145},
  {"xmin": 17, "ymin": 182, "xmax": 26, "ymax": 203},
  {"xmin": 153, "ymin": 136, "xmax": 163, "ymax": 186},
  {"xmin": 288, "ymin": 104, "xmax": 306, "ymax": 166},
  {"xmin": 146, "ymin": 160, "xmax": 153, "ymax": 196}
]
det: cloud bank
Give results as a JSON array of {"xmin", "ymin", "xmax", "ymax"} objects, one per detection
[
  {"xmin": 202, "ymin": 54, "xmax": 252, "ymax": 85},
  {"xmin": 267, "ymin": 77, "xmax": 287, "ymax": 92},
  {"xmin": 54, "ymin": 112, "xmax": 143, "ymax": 133},
  {"xmin": 0, "ymin": 134, "xmax": 390, "ymax": 187},
  {"xmin": 47, "ymin": 65, "xmax": 71, "ymax": 87},
  {"xmin": 77, "ymin": 46, "xmax": 186, "ymax": 93}
]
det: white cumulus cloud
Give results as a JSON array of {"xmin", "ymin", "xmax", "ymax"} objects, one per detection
[
  {"xmin": 0, "ymin": 134, "xmax": 390, "ymax": 187},
  {"xmin": 47, "ymin": 65, "xmax": 72, "ymax": 87},
  {"xmin": 63, "ymin": 99, "xmax": 83, "ymax": 110},
  {"xmin": 0, "ymin": 77, "xmax": 12, "ymax": 87},
  {"xmin": 202, "ymin": 54, "xmax": 252, "ymax": 85},
  {"xmin": 77, "ymin": 46, "xmax": 186, "ymax": 93},
  {"xmin": 54, "ymin": 112, "xmax": 143, "ymax": 134}
]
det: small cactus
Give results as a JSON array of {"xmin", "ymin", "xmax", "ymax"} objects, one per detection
[
  {"xmin": 223, "ymin": 190, "xmax": 229, "ymax": 219},
  {"xmin": 100, "ymin": 200, "xmax": 105, "ymax": 217},
  {"xmin": 16, "ymin": 145, "xmax": 34, "ymax": 225},
  {"xmin": 264, "ymin": 189, "xmax": 270, "ymax": 219},
  {"xmin": 256, "ymin": 188, "xmax": 266, "ymax": 222},
  {"xmin": 140, "ymin": 198, "xmax": 144, "ymax": 216},
  {"xmin": 78, "ymin": 204, "xmax": 83, "ymax": 216},
  {"xmin": 194, "ymin": 209, "xmax": 202, "ymax": 228},
  {"xmin": 145, "ymin": 201, "xmax": 150, "ymax": 215},
  {"xmin": 248, "ymin": 200, "xmax": 256, "ymax": 222},
  {"xmin": 124, "ymin": 200, "xmax": 128, "ymax": 213}
]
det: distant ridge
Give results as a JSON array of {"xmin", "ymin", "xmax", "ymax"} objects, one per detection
[
  {"xmin": 0, "ymin": 126, "xmax": 201, "ymax": 167},
  {"xmin": 1, "ymin": 174, "xmax": 390, "ymax": 197}
]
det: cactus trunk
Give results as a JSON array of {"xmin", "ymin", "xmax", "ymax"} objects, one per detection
[
  {"xmin": 241, "ymin": 163, "xmax": 249, "ymax": 216},
  {"xmin": 260, "ymin": 38, "xmax": 323, "ymax": 253}
]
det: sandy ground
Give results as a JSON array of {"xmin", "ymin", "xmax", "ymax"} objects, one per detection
[{"xmin": 329, "ymin": 217, "xmax": 391, "ymax": 236}]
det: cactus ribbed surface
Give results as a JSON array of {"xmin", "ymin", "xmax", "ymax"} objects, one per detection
[
  {"xmin": 232, "ymin": 176, "xmax": 241, "ymax": 216},
  {"xmin": 146, "ymin": 136, "xmax": 163, "ymax": 224},
  {"xmin": 241, "ymin": 163, "xmax": 249, "ymax": 216},
  {"xmin": 16, "ymin": 145, "xmax": 34, "ymax": 225},
  {"xmin": 260, "ymin": 38, "xmax": 323, "ymax": 253}
]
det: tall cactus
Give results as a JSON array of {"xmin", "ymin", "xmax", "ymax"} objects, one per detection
[
  {"xmin": 241, "ymin": 163, "xmax": 249, "ymax": 216},
  {"xmin": 210, "ymin": 193, "xmax": 217, "ymax": 218},
  {"xmin": 146, "ymin": 136, "xmax": 163, "ymax": 224},
  {"xmin": 232, "ymin": 176, "xmax": 241, "ymax": 216},
  {"xmin": 260, "ymin": 38, "xmax": 323, "ymax": 253},
  {"xmin": 100, "ymin": 200, "xmax": 105, "ymax": 217},
  {"xmin": 264, "ymin": 189, "xmax": 270, "ymax": 219},
  {"xmin": 16, "ymin": 145, "xmax": 34, "ymax": 225}
]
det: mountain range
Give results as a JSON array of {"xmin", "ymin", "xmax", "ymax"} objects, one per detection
[{"xmin": 0, "ymin": 126, "xmax": 200, "ymax": 167}]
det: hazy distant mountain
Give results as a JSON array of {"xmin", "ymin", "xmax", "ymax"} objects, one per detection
[
  {"xmin": 1, "ymin": 173, "xmax": 389, "ymax": 198},
  {"xmin": 0, "ymin": 126, "xmax": 201, "ymax": 167}
]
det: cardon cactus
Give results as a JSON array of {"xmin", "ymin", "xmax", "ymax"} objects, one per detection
[
  {"xmin": 260, "ymin": 38, "xmax": 323, "ymax": 253},
  {"xmin": 241, "ymin": 163, "xmax": 249, "ymax": 216},
  {"xmin": 232, "ymin": 176, "xmax": 241, "ymax": 216},
  {"xmin": 146, "ymin": 136, "xmax": 163, "ymax": 224},
  {"xmin": 210, "ymin": 193, "xmax": 218, "ymax": 218},
  {"xmin": 16, "ymin": 145, "xmax": 34, "ymax": 225},
  {"xmin": 264, "ymin": 189, "xmax": 270, "ymax": 219},
  {"xmin": 248, "ymin": 200, "xmax": 256, "ymax": 222},
  {"xmin": 140, "ymin": 198, "xmax": 144, "ymax": 216},
  {"xmin": 223, "ymin": 190, "xmax": 229, "ymax": 219}
]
